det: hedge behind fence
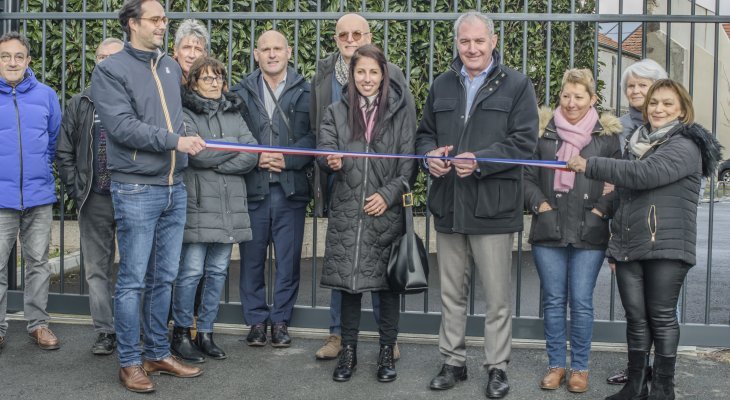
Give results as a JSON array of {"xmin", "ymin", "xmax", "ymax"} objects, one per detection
[{"xmin": 17, "ymin": 0, "xmax": 599, "ymax": 216}]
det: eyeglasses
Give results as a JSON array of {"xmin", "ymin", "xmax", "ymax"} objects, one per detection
[
  {"xmin": 0, "ymin": 53, "xmax": 27, "ymax": 63},
  {"xmin": 138, "ymin": 16, "xmax": 168, "ymax": 26},
  {"xmin": 199, "ymin": 75, "xmax": 223, "ymax": 84},
  {"xmin": 336, "ymin": 30, "xmax": 370, "ymax": 41}
]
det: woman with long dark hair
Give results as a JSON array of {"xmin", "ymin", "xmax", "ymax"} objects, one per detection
[{"xmin": 317, "ymin": 44, "xmax": 416, "ymax": 383}]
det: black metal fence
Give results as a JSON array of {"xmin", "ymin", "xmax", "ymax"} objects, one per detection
[{"xmin": 3, "ymin": 0, "xmax": 730, "ymax": 346}]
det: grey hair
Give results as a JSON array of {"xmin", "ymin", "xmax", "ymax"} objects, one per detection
[
  {"xmin": 454, "ymin": 11, "xmax": 495, "ymax": 44},
  {"xmin": 174, "ymin": 19, "xmax": 209, "ymax": 50},
  {"xmin": 95, "ymin": 37, "xmax": 124, "ymax": 56},
  {"xmin": 0, "ymin": 32, "xmax": 31, "ymax": 56},
  {"xmin": 621, "ymin": 58, "xmax": 668, "ymax": 93}
]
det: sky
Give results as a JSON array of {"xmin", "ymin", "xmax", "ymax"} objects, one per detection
[{"xmin": 598, "ymin": 0, "xmax": 730, "ymax": 15}]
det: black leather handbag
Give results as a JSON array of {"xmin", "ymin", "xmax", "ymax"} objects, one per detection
[{"xmin": 386, "ymin": 185, "xmax": 429, "ymax": 294}]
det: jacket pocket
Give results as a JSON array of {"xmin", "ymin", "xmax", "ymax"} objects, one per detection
[
  {"xmin": 474, "ymin": 178, "xmax": 518, "ymax": 218},
  {"xmin": 531, "ymin": 209, "xmax": 561, "ymax": 242},
  {"xmin": 580, "ymin": 209, "xmax": 610, "ymax": 245},
  {"xmin": 433, "ymin": 98, "xmax": 457, "ymax": 113}
]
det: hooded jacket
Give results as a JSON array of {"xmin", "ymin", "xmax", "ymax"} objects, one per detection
[
  {"xmin": 585, "ymin": 122, "xmax": 723, "ymax": 265},
  {"xmin": 90, "ymin": 42, "xmax": 187, "ymax": 186},
  {"xmin": 180, "ymin": 88, "xmax": 258, "ymax": 244},
  {"xmin": 57, "ymin": 86, "xmax": 96, "ymax": 208},
  {"xmin": 0, "ymin": 67, "xmax": 60, "ymax": 210},
  {"xmin": 317, "ymin": 78, "xmax": 416, "ymax": 294},
  {"xmin": 231, "ymin": 67, "xmax": 314, "ymax": 203},
  {"xmin": 524, "ymin": 107, "xmax": 622, "ymax": 250},
  {"xmin": 415, "ymin": 52, "xmax": 539, "ymax": 235}
]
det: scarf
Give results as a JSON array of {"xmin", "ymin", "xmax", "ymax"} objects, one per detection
[
  {"xmin": 553, "ymin": 107, "xmax": 599, "ymax": 193},
  {"xmin": 628, "ymin": 120, "xmax": 680, "ymax": 158},
  {"xmin": 627, "ymin": 106, "xmax": 644, "ymax": 130},
  {"xmin": 335, "ymin": 54, "xmax": 349, "ymax": 86}
]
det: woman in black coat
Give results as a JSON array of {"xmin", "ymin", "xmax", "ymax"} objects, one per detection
[
  {"xmin": 317, "ymin": 44, "xmax": 416, "ymax": 383},
  {"xmin": 568, "ymin": 79, "xmax": 722, "ymax": 400}
]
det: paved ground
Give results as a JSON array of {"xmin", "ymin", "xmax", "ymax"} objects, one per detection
[{"xmin": 1, "ymin": 318, "xmax": 729, "ymax": 400}]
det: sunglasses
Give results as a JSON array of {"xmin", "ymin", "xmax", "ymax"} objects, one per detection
[{"xmin": 336, "ymin": 30, "xmax": 370, "ymax": 41}]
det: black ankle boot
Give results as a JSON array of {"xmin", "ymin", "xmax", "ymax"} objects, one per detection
[
  {"xmin": 333, "ymin": 344, "xmax": 357, "ymax": 382},
  {"xmin": 376, "ymin": 344, "xmax": 397, "ymax": 382},
  {"xmin": 195, "ymin": 332, "xmax": 227, "ymax": 360},
  {"xmin": 171, "ymin": 326, "xmax": 205, "ymax": 363},
  {"xmin": 606, "ymin": 351, "xmax": 650, "ymax": 400},
  {"xmin": 648, "ymin": 355, "xmax": 676, "ymax": 400}
]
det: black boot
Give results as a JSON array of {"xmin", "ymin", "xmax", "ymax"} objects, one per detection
[
  {"xmin": 195, "ymin": 332, "xmax": 227, "ymax": 360},
  {"xmin": 332, "ymin": 344, "xmax": 357, "ymax": 382},
  {"xmin": 648, "ymin": 355, "xmax": 676, "ymax": 400},
  {"xmin": 376, "ymin": 345, "xmax": 397, "ymax": 382},
  {"xmin": 606, "ymin": 351, "xmax": 650, "ymax": 400},
  {"xmin": 170, "ymin": 326, "xmax": 205, "ymax": 363}
]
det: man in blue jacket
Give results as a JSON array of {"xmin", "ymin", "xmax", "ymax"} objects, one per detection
[
  {"xmin": 90, "ymin": 0, "xmax": 206, "ymax": 393},
  {"xmin": 232, "ymin": 30, "xmax": 314, "ymax": 348},
  {"xmin": 0, "ymin": 32, "xmax": 61, "ymax": 354}
]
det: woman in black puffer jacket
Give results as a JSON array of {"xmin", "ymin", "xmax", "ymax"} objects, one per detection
[
  {"xmin": 568, "ymin": 79, "xmax": 722, "ymax": 400},
  {"xmin": 317, "ymin": 44, "xmax": 416, "ymax": 384}
]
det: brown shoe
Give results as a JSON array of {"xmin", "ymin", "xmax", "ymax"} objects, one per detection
[
  {"xmin": 143, "ymin": 356, "xmax": 203, "ymax": 378},
  {"xmin": 567, "ymin": 370, "xmax": 589, "ymax": 393},
  {"xmin": 315, "ymin": 334, "xmax": 342, "ymax": 360},
  {"xmin": 539, "ymin": 367, "xmax": 566, "ymax": 390},
  {"xmin": 28, "ymin": 327, "xmax": 60, "ymax": 350},
  {"xmin": 119, "ymin": 366, "xmax": 155, "ymax": 393}
]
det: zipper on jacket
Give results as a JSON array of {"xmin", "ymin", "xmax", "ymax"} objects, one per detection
[
  {"xmin": 13, "ymin": 89, "xmax": 24, "ymax": 210},
  {"xmin": 351, "ymin": 142, "xmax": 370, "ymax": 291},
  {"xmin": 194, "ymin": 175, "xmax": 201, "ymax": 207},
  {"xmin": 150, "ymin": 58, "xmax": 176, "ymax": 185},
  {"xmin": 80, "ymin": 99, "xmax": 95, "ymax": 210},
  {"xmin": 647, "ymin": 204, "xmax": 657, "ymax": 242}
]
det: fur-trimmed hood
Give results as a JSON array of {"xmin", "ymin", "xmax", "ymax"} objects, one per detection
[
  {"xmin": 181, "ymin": 87, "xmax": 243, "ymax": 115},
  {"xmin": 679, "ymin": 123, "xmax": 724, "ymax": 178},
  {"xmin": 538, "ymin": 106, "xmax": 623, "ymax": 138}
]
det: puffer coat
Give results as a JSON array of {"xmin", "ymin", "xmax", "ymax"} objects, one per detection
[
  {"xmin": 181, "ymin": 88, "xmax": 258, "ymax": 244},
  {"xmin": 585, "ymin": 123, "xmax": 723, "ymax": 265},
  {"xmin": 524, "ymin": 107, "xmax": 622, "ymax": 250},
  {"xmin": 317, "ymin": 79, "xmax": 416, "ymax": 293}
]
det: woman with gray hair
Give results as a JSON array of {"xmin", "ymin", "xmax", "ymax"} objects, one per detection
[{"xmin": 618, "ymin": 59, "xmax": 668, "ymax": 153}]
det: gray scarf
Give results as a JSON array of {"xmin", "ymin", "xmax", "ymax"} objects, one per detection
[
  {"xmin": 628, "ymin": 120, "xmax": 680, "ymax": 158},
  {"xmin": 335, "ymin": 54, "xmax": 349, "ymax": 86}
]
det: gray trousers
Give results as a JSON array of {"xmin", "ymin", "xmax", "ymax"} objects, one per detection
[
  {"xmin": 0, "ymin": 205, "xmax": 53, "ymax": 336},
  {"xmin": 437, "ymin": 232, "xmax": 514, "ymax": 371},
  {"xmin": 78, "ymin": 192, "xmax": 116, "ymax": 334}
]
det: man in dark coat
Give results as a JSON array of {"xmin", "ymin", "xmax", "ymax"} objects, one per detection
[
  {"xmin": 231, "ymin": 30, "xmax": 314, "ymax": 349},
  {"xmin": 415, "ymin": 11, "xmax": 538, "ymax": 399},
  {"xmin": 57, "ymin": 38, "xmax": 124, "ymax": 356},
  {"xmin": 309, "ymin": 12, "xmax": 413, "ymax": 361}
]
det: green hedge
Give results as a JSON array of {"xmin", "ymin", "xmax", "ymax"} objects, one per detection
[{"xmin": 17, "ymin": 0, "xmax": 598, "ymax": 215}]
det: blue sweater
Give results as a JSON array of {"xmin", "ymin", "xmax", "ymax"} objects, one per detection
[{"xmin": 0, "ymin": 68, "xmax": 60, "ymax": 210}]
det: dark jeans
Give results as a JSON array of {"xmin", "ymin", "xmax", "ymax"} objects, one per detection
[
  {"xmin": 616, "ymin": 259, "xmax": 690, "ymax": 357},
  {"xmin": 340, "ymin": 290, "xmax": 400, "ymax": 347}
]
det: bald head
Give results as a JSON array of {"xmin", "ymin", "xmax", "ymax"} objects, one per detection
[
  {"xmin": 334, "ymin": 13, "xmax": 372, "ymax": 62},
  {"xmin": 254, "ymin": 30, "xmax": 291, "ymax": 80},
  {"xmin": 257, "ymin": 30, "xmax": 288, "ymax": 49}
]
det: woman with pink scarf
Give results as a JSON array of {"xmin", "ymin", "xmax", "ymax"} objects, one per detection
[{"xmin": 524, "ymin": 68, "xmax": 622, "ymax": 394}]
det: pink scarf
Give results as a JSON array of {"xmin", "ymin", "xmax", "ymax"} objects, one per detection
[{"xmin": 553, "ymin": 107, "xmax": 598, "ymax": 192}]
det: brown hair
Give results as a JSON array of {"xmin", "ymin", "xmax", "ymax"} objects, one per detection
[
  {"xmin": 560, "ymin": 68, "xmax": 596, "ymax": 98},
  {"xmin": 185, "ymin": 56, "xmax": 228, "ymax": 93},
  {"xmin": 642, "ymin": 79, "xmax": 694, "ymax": 125},
  {"xmin": 346, "ymin": 44, "xmax": 390, "ymax": 142}
]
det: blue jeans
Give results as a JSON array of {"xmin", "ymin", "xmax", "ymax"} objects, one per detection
[
  {"xmin": 329, "ymin": 289, "xmax": 380, "ymax": 335},
  {"xmin": 111, "ymin": 182, "xmax": 186, "ymax": 368},
  {"xmin": 173, "ymin": 243, "xmax": 232, "ymax": 332},
  {"xmin": 532, "ymin": 245, "xmax": 604, "ymax": 371}
]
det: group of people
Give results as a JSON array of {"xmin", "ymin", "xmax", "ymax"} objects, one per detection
[{"xmin": 0, "ymin": 2, "xmax": 722, "ymax": 399}]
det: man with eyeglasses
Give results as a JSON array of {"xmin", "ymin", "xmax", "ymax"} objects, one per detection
[
  {"xmin": 57, "ymin": 37, "xmax": 123, "ymax": 357},
  {"xmin": 172, "ymin": 19, "xmax": 209, "ymax": 81},
  {"xmin": 90, "ymin": 0, "xmax": 206, "ymax": 393},
  {"xmin": 230, "ymin": 29, "xmax": 313, "ymax": 349},
  {"xmin": 0, "ymin": 31, "xmax": 62, "ymax": 355},
  {"xmin": 309, "ymin": 12, "xmax": 414, "ymax": 362}
]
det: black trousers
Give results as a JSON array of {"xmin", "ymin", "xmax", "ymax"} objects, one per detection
[
  {"xmin": 616, "ymin": 259, "xmax": 690, "ymax": 357},
  {"xmin": 341, "ymin": 290, "xmax": 400, "ymax": 347}
]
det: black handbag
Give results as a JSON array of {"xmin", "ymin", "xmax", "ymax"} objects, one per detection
[{"xmin": 386, "ymin": 185, "xmax": 429, "ymax": 294}]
